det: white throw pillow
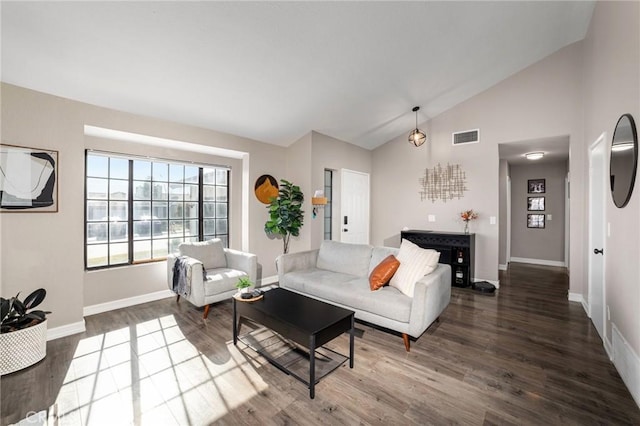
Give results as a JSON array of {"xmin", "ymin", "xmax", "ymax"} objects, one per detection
[{"xmin": 390, "ymin": 239, "xmax": 440, "ymax": 297}]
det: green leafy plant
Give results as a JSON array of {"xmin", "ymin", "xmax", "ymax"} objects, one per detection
[
  {"xmin": 264, "ymin": 179, "xmax": 304, "ymax": 254},
  {"xmin": 1, "ymin": 288, "xmax": 51, "ymax": 333},
  {"xmin": 235, "ymin": 277, "xmax": 253, "ymax": 290}
]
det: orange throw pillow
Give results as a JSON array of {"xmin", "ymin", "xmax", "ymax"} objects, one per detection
[{"xmin": 369, "ymin": 255, "xmax": 401, "ymax": 291}]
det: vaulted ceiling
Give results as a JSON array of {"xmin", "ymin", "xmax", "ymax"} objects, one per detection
[{"xmin": 1, "ymin": 1, "xmax": 595, "ymax": 150}]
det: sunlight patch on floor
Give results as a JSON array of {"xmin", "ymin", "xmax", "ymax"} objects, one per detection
[{"xmin": 49, "ymin": 315, "xmax": 268, "ymax": 425}]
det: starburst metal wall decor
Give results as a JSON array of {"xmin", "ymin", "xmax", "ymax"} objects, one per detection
[{"xmin": 419, "ymin": 163, "xmax": 468, "ymax": 202}]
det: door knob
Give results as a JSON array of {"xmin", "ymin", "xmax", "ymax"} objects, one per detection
[{"xmin": 593, "ymin": 248, "xmax": 604, "ymax": 255}]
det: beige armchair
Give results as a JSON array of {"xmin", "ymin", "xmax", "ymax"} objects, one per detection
[{"xmin": 167, "ymin": 239, "xmax": 258, "ymax": 319}]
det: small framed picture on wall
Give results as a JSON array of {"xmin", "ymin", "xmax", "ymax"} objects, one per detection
[
  {"xmin": 527, "ymin": 196, "xmax": 545, "ymax": 211},
  {"xmin": 527, "ymin": 214, "xmax": 545, "ymax": 228},
  {"xmin": 528, "ymin": 179, "xmax": 545, "ymax": 194}
]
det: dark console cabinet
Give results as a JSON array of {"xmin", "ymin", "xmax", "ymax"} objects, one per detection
[{"xmin": 400, "ymin": 230, "xmax": 475, "ymax": 288}]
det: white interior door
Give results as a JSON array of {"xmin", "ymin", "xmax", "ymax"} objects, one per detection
[
  {"xmin": 565, "ymin": 174, "xmax": 570, "ymax": 271},
  {"xmin": 589, "ymin": 133, "xmax": 607, "ymax": 340},
  {"xmin": 506, "ymin": 176, "xmax": 511, "ymax": 266},
  {"xmin": 340, "ymin": 169, "xmax": 370, "ymax": 244}
]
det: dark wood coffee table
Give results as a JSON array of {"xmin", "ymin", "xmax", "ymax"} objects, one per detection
[{"xmin": 232, "ymin": 288, "xmax": 355, "ymax": 399}]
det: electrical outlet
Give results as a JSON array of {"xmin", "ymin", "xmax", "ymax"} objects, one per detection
[{"xmin": 428, "ymin": 215, "xmax": 436, "ymax": 222}]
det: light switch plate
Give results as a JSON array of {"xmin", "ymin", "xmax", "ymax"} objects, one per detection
[
  {"xmin": 547, "ymin": 214, "xmax": 552, "ymax": 220},
  {"xmin": 428, "ymin": 215, "xmax": 436, "ymax": 222},
  {"xmin": 489, "ymin": 216, "xmax": 496, "ymax": 225}
]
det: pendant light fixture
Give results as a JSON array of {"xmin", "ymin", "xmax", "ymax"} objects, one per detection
[{"xmin": 408, "ymin": 106, "xmax": 427, "ymax": 147}]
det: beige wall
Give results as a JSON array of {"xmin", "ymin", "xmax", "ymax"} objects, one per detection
[
  {"xmin": 510, "ymin": 161, "xmax": 567, "ymax": 263},
  {"xmin": 0, "ymin": 83, "xmax": 288, "ymax": 328},
  {"xmin": 284, "ymin": 132, "xmax": 313, "ymax": 254},
  {"xmin": 582, "ymin": 1, "xmax": 640, "ymax": 353},
  {"xmin": 371, "ymin": 41, "xmax": 584, "ymax": 284},
  {"xmin": 281, "ymin": 131, "xmax": 373, "ymax": 251},
  {"xmin": 310, "ymin": 131, "xmax": 372, "ymax": 248}
]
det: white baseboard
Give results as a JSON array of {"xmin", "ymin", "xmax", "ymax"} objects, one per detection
[
  {"xmin": 47, "ymin": 320, "xmax": 86, "ymax": 341},
  {"xmin": 510, "ymin": 257, "xmax": 566, "ymax": 267},
  {"xmin": 498, "ymin": 264, "xmax": 508, "ymax": 271},
  {"xmin": 259, "ymin": 275, "xmax": 278, "ymax": 286},
  {"xmin": 568, "ymin": 292, "xmax": 589, "ymax": 316},
  {"xmin": 83, "ymin": 289, "xmax": 174, "ymax": 317},
  {"xmin": 568, "ymin": 292, "xmax": 584, "ymax": 302},
  {"xmin": 612, "ymin": 323, "xmax": 640, "ymax": 409},
  {"xmin": 581, "ymin": 298, "xmax": 589, "ymax": 316},
  {"xmin": 604, "ymin": 336, "xmax": 613, "ymax": 361},
  {"xmin": 473, "ymin": 278, "xmax": 500, "ymax": 288}
]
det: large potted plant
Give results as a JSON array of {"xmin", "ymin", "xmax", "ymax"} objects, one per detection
[
  {"xmin": 264, "ymin": 179, "xmax": 304, "ymax": 254},
  {"xmin": 0, "ymin": 288, "xmax": 51, "ymax": 375}
]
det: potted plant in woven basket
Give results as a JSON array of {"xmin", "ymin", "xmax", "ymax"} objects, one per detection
[{"xmin": 0, "ymin": 288, "xmax": 51, "ymax": 375}]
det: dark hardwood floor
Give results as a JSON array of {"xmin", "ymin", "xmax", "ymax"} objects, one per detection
[{"xmin": 2, "ymin": 263, "xmax": 639, "ymax": 425}]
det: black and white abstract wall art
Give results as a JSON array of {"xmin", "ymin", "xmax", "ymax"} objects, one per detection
[
  {"xmin": 527, "ymin": 196, "xmax": 545, "ymax": 211},
  {"xmin": 527, "ymin": 178, "xmax": 546, "ymax": 194},
  {"xmin": 527, "ymin": 213, "xmax": 545, "ymax": 228},
  {"xmin": 0, "ymin": 144, "xmax": 58, "ymax": 212}
]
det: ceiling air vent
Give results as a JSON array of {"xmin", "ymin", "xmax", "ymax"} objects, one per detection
[{"xmin": 452, "ymin": 129, "xmax": 480, "ymax": 145}]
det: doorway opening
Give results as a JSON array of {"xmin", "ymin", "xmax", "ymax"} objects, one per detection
[{"xmin": 498, "ymin": 136, "xmax": 570, "ymax": 272}]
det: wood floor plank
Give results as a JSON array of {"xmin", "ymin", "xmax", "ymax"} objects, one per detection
[{"xmin": 2, "ymin": 263, "xmax": 639, "ymax": 425}]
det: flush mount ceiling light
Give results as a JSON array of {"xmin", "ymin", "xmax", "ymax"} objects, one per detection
[
  {"xmin": 408, "ymin": 106, "xmax": 427, "ymax": 147},
  {"xmin": 525, "ymin": 152, "xmax": 544, "ymax": 160}
]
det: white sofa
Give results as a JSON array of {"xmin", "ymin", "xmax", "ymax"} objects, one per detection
[
  {"xmin": 276, "ymin": 240, "xmax": 451, "ymax": 351},
  {"xmin": 167, "ymin": 239, "xmax": 257, "ymax": 319}
]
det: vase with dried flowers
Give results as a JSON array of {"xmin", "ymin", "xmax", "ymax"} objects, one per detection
[{"xmin": 460, "ymin": 210, "xmax": 478, "ymax": 234}]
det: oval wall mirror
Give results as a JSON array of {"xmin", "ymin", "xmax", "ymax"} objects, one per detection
[{"xmin": 610, "ymin": 114, "xmax": 638, "ymax": 208}]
